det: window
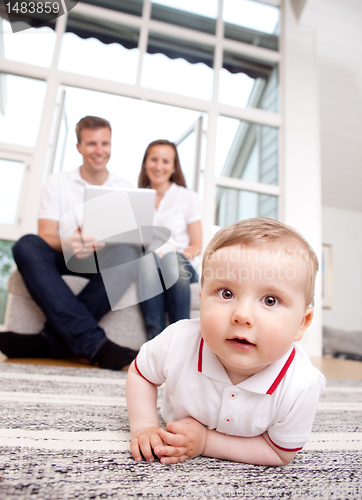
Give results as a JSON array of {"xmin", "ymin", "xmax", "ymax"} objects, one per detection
[
  {"xmin": 0, "ymin": 159, "xmax": 26, "ymax": 225},
  {"xmin": 214, "ymin": 115, "xmax": 279, "ymax": 228},
  {"xmin": 223, "ymin": 0, "xmax": 279, "ymax": 50},
  {"xmin": 80, "ymin": 0, "xmax": 144, "ymax": 17},
  {"xmin": 0, "ymin": 74, "xmax": 47, "ymax": 147},
  {"xmin": 1, "ymin": 18, "xmax": 56, "ymax": 67},
  {"xmin": 220, "ymin": 52, "xmax": 278, "ymax": 111},
  {"xmin": 0, "ymin": 239, "xmax": 14, "ymax": 325},
  {"xmin": 59, "ymin": 12, "xmax": 140, "ymax": 84},
  {"xmin": 151, "ymin": 0, "xmax": 218, "ymax": 34},
  {"xmin": 216, "ymin": 117, "xmax": 279, "ymax": 185},
  {"xmin": 142, "ymin": 33, "xmax": 214, "ymax": 100},
  {"xmin": 216, "ymin": 188, "xmax": 278, "ymax": 228}
]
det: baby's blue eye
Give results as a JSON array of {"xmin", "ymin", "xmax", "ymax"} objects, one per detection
[
  {"xmin": 263, "ymin": 296, "xmax": 279, "ymax": 307},
  {"xmin": 218, "ymin": 289, "xmax": 234, "ymax": 300}
]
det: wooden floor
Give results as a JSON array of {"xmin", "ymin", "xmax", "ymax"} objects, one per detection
[
  {"xmin": 1, "ymin": 351, "xmax": 362, "ymax": 379},
  {"xmin": 309, "ymin": 356, "xmax": 362, "ymax": 379}
]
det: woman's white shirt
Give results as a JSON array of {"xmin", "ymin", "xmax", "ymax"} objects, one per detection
[{"xmin": 154, "ymin": 183, "xmax": 202, "ymax": 255}]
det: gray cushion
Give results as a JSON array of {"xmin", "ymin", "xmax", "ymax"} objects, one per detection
[{"xmin": 5, "ymin": 270, "xmax": 200, "ymax": 352}]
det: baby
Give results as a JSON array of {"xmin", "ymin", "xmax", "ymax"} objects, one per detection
[{"xmin": 126, "ymin": 218, "xmax": 326, "ymax": 466}]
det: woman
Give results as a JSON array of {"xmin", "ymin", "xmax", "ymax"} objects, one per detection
[{"xmin": 138, "ymin": 139, "xmax": 202, "ymax": 339}]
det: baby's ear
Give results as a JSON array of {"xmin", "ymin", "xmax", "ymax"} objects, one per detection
[
  {"xmin": 199, "ymin": 289, "xmax": 202, "ymax": 299},
  {"xmin": 294, "ymin": 308, "xmax": 314, "ymax": 342}
]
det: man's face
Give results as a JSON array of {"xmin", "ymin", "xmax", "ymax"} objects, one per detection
[
  {"xmin": 76, "ymin": 127, "xmax": 111, "ymax": 174},
  {"xmin": 199, "ymin": 243, "xmax": 313, "ymax": 384}
]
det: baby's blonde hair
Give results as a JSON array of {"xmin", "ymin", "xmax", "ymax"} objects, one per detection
[{"xmin": 202, "ymin": 218, "xmax": 319, "ymax": 307}]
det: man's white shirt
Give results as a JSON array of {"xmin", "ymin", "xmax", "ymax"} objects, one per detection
[{"xmin": 38, "ymin": 167, "xmax": 133, "ymax": 238}]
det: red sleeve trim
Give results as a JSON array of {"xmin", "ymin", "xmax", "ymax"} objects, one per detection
[
  {"xmin": 268, "ymin": 434, "xmax": 303, "ymax": 452},
  {"xmin": 134, "ymin": 356, "xmax": 153, "ymax": 384},
  {"xmin": 198, "ymin": 338, "xmax": 204, "ymax": 373},
  {"xmin": 266, "ymin": 347, "xmax": 295, "ymax": 395}
]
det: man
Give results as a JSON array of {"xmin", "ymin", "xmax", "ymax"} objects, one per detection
[{"xmin": 0, "ymin": 116, "xmax": 138, "ymax": 370}]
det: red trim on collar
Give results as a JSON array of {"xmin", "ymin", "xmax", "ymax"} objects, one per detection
[
  {"xmin": 266, "ymin": 348, "xmax": 296, "ymax": 395},
  {"xmin": 134, "ymin": 357, "xmax": 153, "ymax": 384},
  {"xmin": 268, "ymin": 434, "xmax": 303, "ymax": 452},
  {"xmin": 198, "ymin": 338, "xmax": 204, "ymax": 373}
]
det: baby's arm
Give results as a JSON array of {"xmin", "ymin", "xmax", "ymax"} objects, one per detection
[
  {"xmin": 156, "ymin": 419, "xmax": 297, "ymax": 466},
  {"xmin": 126, "ymin": 361, "xmax": 164, "ymax": 463},
  {"xmin": 203, "ymin": 430, "xmax": 297, "ymax": 465}
]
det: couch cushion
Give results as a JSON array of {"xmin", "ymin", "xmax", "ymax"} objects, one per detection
[
  {"xmin": 323, "ymin": 326, "xmax": 362, "ymax": 360},
  {"xmin": 9, "ymin": 270, "xmax": 201, "ymax": 310},
  {"xmin": 6, "ymin": 271, "xmax": 200, "ymax": 351}
]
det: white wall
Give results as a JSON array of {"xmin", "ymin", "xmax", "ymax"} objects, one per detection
[
  {"xmin": 282, "ymin": 1, "xmax": 322, "ymax": 357},
  {"xmin": 301, "ymin": 1, "xmax": 362, "ymax": 337},
  {"xmin": 322, "ymin": 206, "xmax": 362, "ymax": 332},
  {"xmin": 301, "ymin": 0, "xmax": 362, "ymax": 212}
]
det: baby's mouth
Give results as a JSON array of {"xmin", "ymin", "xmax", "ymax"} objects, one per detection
[
  {"xmin": 228, "ymin": 337, "xmax": 256, "ymax": 351},
  {"xmin": 232, "ymin": 338, "xmax": 255, "ymax": 346}
]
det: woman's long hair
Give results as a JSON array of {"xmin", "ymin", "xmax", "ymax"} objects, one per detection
[{"xmin": 138, "ymin": 139, "xmax": 187, "ymax": 188}]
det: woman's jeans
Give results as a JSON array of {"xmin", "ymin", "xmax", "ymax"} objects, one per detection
[
  {"xmin": 12, "ymin": 234, "xmax": 140, "ymax": 361},
  {"xmin": 138, "ymin": 251, "xmax": 198, "ymax": 340}
]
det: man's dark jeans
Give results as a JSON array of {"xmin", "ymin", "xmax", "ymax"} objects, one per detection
[{"xmin": 13, "ymin": 234, "xmax": 140, "ymax": 362}]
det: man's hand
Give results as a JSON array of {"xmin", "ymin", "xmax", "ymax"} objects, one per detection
[
  {"xmin": 130, "ymin": 426, "xmax": 165, "ymax": 463},
  {"xmin": 71, "ymin": 228, "xmax": 105, "ymax": 259},
  {"xmin": 154, "ymin": 417, "xmax": 208, "ymax": 464}
]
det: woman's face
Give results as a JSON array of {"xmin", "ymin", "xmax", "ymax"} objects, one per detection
[{"xmin": 144, "ymin": 145, "xmax": 176, "ymax": 189}]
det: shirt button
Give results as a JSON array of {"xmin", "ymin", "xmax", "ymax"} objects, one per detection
[
  {"xmin": 225, "ymin": 417, "xmax": 233, "ymax": 424},
  {"xmin": 229, "ymin": 392, "xmax": 237, "ymax": 400}
]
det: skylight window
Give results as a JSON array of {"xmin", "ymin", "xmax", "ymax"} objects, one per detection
[
  {"xmin": 151, "ymin": 0, "xmax": 218, "ymax": 19},
  {"xmin": 223, "ymin": 0, "xmax": 279, "ymax": 34}
]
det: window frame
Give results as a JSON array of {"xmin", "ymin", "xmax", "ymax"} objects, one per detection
[{"xmin": 0, "ymin": 0, "xmax": 282, "ymax": 244}]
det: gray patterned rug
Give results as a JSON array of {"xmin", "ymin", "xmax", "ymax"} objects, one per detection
[{"xmin": 0, "ymin": 363, "xmax": 361, "ymax": 500}]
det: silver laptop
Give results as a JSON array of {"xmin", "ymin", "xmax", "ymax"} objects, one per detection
[{"xmin": 83, "ymin": 185, "xmax": 156, "ymax": 246}]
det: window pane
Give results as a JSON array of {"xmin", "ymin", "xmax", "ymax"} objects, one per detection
[
  {"xmin": 0, "ymin": 74, "xmax": 47, "ymax": 147},
  {"xmin": 0, "ymin": 159, "xmax": 25, "ymax": 225},
  {"xmin": 220, "ymin": 51, "xmax": 278, "ymax": 111},
  {"xmin": 142, "ymin": 33, "xmax": 214, "ymax": 100},
  {"xmin": 0, "ymin": 240, "xmax": 14, "ymax": 325},
  {"xmin": 151, "ymin": 1, "xmax": 217, "ymax": 34},
  {"xmin": 216, "ymin": 117, "xmax": 278, "ymax": 185},
  {"xmin": 80, "ymin": 0, "xmax": 144, "ymax": 17},
  {"xmin": 223, "ymin": 0, "xmax": 279, "ymax": 50},
  {"xmin": 215, "ymin": 188, "xmax": 278, "ymax": 228},
  {"xmin": 152, "ymin": 0, "xmax": 217, "ymax": 18},
  {"xmin": 58, "ymin": 12, "xmax": 139, "ymax": 84},
  {"xmin": 1, "ymin": 18, "xmax": 56, "ymax": 67}
]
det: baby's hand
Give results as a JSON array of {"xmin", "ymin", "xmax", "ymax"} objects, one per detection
[
  {"xmin": 130, "ymin": 426, "xmax": 164, "ymax": 463},
  {"xmin": 155, "ymin": 417, "xmax": 208, "ymax": 464}
]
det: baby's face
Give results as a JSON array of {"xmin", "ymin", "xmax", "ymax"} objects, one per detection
[{"xmin": 199, "ymin": 243, "xmax": 312, "ymax": 384}]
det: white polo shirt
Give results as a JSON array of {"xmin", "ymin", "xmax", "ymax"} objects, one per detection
[
  {"xmin": 135, "ymin": 318, "xmax": 326, "ymax": 452},
  {"xmin": 38, "ymin": 167, "xmax": 133, "ymax": 238},
  {"xmin": 153, "ymin": 183, "xmax": 202, "ymax": 255}
]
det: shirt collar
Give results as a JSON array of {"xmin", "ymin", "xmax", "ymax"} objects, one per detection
[
  {"xmin": 70, "ymin": 167, "xmax": 117, "ymax": 187},
  {"xmin": 159, "ymin": 182, "xmax": 177, "ymax": 198},
  {"xmin": 69, "ymin": 167, "xmax": 87, "ymax": 184},
  {"xmin": 198, "ymin": 338, "xmax": 295, "ymax": 395}
]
